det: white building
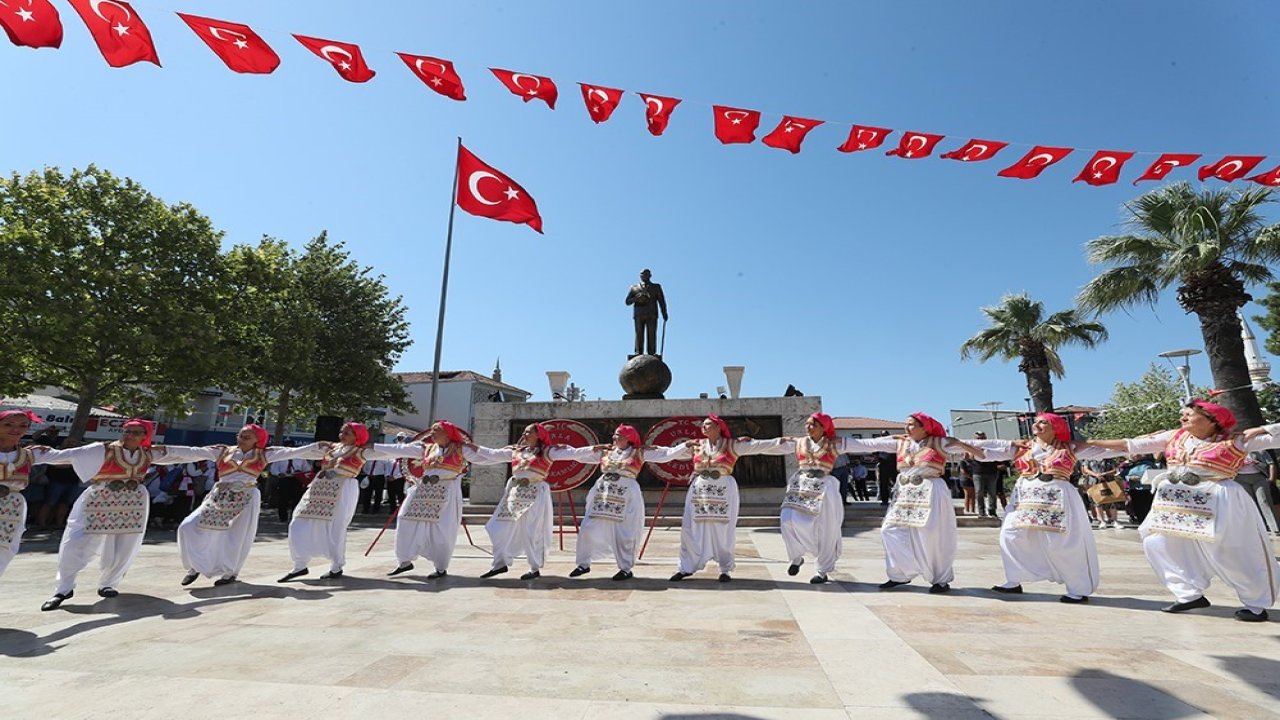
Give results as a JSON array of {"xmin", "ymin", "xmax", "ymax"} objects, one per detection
[{"xmin": 385, "ymin": 368, "xmax": 531, "ymax": 436}]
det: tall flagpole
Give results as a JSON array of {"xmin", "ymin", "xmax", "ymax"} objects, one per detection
[{"xmin": 427, "ymin": 137, "xmax": 462, "ymax": 426}]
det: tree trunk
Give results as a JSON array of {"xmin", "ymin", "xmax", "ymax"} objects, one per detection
[
  {"xmin": 67, "ymin": 377, "xmax": 99, "ymax": 445},
  {"xmin": 272, "ymin": 389, "xmax": 291, "ymax": 447},
  {"xmin": 1019, "ymin": 346, "xmax": 1056, "ymax": 413},
  {"xmin": 1196, "ymin": 309, "xmax": 1265, "ymax": 429}
]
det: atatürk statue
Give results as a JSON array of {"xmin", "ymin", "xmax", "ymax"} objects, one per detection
[{"xmin": 625, "ymin": 268, "xmax": 668, "ymax": 357}]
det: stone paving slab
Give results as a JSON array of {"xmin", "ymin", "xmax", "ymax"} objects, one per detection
[{"xmin": 1, "ymin": 520, "xmax": 1278, "ymax": 719}]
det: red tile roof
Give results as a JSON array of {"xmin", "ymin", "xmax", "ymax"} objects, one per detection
[
  {"xmin": 395, "ymin": 371, "xmax": 530, "ymax": 396},
  {"xmin": 833, "ymin": 416, "xmax": 902, "ymax": 430}
]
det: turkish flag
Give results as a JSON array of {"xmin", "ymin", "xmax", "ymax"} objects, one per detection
[
  {"xmin": 638, "ymin": 93, "xmax": 680, "ymax": 136},
  {"xmin": 761, "ymin": 116, "xmax": 824, "ymax": 154},
  {"xmin": 713, "ymin": 105, "xmax": 761, "ymax": 144},
  {"xmin": 1246, "ymin": 165, "xmax": 1280, "ymax": 187},
  {"xmin": 491, "ymin": 68, "xmax": 557, "ymax": 109},
  {"xmin": 177, "ymin": 13, "xmax": 278, "ymax": 74},
  {"xmin": 67, "ymin": 0, "xmax": 158, "ymax": 67},
  {"xmin": 294, "ymin": 34, "xmax": 375, "ymax": 82},
  {"xmin": 1198, "ymin": 155, "xmax": 1265, "ymax": 182},
  {"xmin": 997, "ymin": 146, "xmax": 1073, "ymax": 179},
  {"xmin": 455, "ymin": 145, "xmax": 543, "ymax": 234},
  {"xmin": 579, "ymin": 83, "xmax": 622, "ymax": 123},
  {"xmin": 837, "ymin": 125, "xmax": 892, "ymax": 153},
  {"xmin": 1073, "ymin": 150, "xmax": 1135, "ymax": 186},
  {"xmin": 885, "ymin": 132, "xmax": 945, "ymax": 159},
  {"xmin": 397, "ymin": 52, "xmax": 465, "ymax": 100},
  {"xmin": 0, "ymin": 0, "xmax": 62, "ymax": 48},
  {"xmin": 1132, "ymin": 153, "xmax": 1200, "ymax": 185},
  {"xmin": 940, "ymin": 139, "xmax": 1008, "ymax": 162}
]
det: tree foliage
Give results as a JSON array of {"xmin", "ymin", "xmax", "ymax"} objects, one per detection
[{"xmin": 1085, "ymin": 364, "xmax": 1205, "ymax": 440}]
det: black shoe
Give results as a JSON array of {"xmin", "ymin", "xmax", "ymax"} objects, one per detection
[
  {"xmin": 213, "ymin": 576, "xmax": 237, "ymax": 587},
  {"xmin": 669, "ymin": 571, "xmax": 691, "ymax": 582},
  {"xmin": 878, "ymin": 580, "xmax": 909, "ymax": 590},
  {"xmin": 97, "ymin": 587, "xmax": 118, "ymax": 598},
  {"xmin": 990, "ymin": 585, "xmax": 1023, "ymax": 594},
  {"xmin": 278, "ymin": 568, "xmax": 308, "ymax": 583},
  {"xmin": 1162, "ymin": 596, "xmax": 1210, "ymax": 613},
  {"xmin": 810, "ymin": 574, "xmax": 828, "ymax": 584},
  {"xmin": 180, "ymin": 571, "xmax": 199, "ymax": 586},
  {"xmin": 718, "ymin": 573, "xmax": 731, "ymax": 583},
  {"xmin": 387, "ymin": 563, "xmax": 414, "ymax": 577},
  {"xmin": 41, "ymin": 591, "xmax": 73, "ymax": 611},
  {"xmin": 928, "ymin": 583, "xmax": 951, "ymax": 594},
  {"xmin": 1234, "ymin": 608, "xmax": 1269, "ymax": 622},
  {"xmin": 318, "ymin": 570, "xmax": 344, "ymax": 580},
  {"xmin": 569, "ymin": 565, "xmax": 591, "ymax": 578},
  {"xmin": 426, "ymin": 570, "xmax": 447, "ymax": 580},
  {"xmin": 787, "ymin": 559, "xmax": 803, "ymax": 576},
  {"xmin": 480, "ymin": 566, "xmax": 508, "ymax": 579},
  {"xmin": 612, "ymin": 570, "xmax": 633, "ymax": 581},
  {"xmin": 1060, "ymin": 595, "xmax": 1089, "ymax": 604},
  {"xmin": 520, "ymin": 570, "xmax": 540, "ymax": 580}
]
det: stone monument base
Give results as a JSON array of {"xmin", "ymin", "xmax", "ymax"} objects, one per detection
[{"xmin": 619, "ymin": 354, "xmax": 672, "ymax": 399}]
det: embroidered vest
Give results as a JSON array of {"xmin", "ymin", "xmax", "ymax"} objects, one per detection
[
  {"xmin": 1013, "ymin": 443, "xmax": 1077, "ymax": 479},
  {"xmin": 0, "ymin": 448, "xmax": 34, "ymax": 486},
  {"xmin": 320, "ymin": 445, "xmax": 367, "ymax": 478},
  {"xmin": 693, "ymin": 440, "xmax": 738, "ymax": 475},
  {"xmin": 216, "ymin": 447, "xmax": 268, "ymax": 478},
  {"xmin": 796, "ymin": 439, "xmax": 838, "ymax": 473},
  {"xmin": 600, "ymin": 448, "xmax": 645, "ymax": 477},
  {"xmin": 93, "ymin": 443, "xmax": 153, "ymax": 482},
  {"xmin": 1164, "ymin": 429, "xmax": 1247, "ymax": 478},
  {"xmin": 422, "ymin": 443, "xmax": 467, "ymax": 475},
  {"xmin": 511, "ymin": 447, "xmax": 553, "ymax": 479},
  {"xmin": 896, "ymin": 437, "xmax": 947, "ymax": 475}
]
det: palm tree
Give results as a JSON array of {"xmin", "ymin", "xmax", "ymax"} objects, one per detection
[
  {"xmin": 1077, "ymin": 182, "xmax": 1280, "ymax": 429},
  {"xmin": 960, "ymin": 293, "xmax": 1108, "ymax": 413}
]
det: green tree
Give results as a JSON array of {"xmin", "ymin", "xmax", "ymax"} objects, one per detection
[
  {"xmin": 1078, "ymin": 182, "xmax": 1280, "ymax": 429},
  {"xmin": 222, "ymin": 234, "xmax": 413, "ymax": 443},
  {"xmin": 1085, "ymin": 364, "xmax": 1205, "ymax": 440},
  {"xmin": 959, "ymin": 292, "xmax": 1108, "ymax": 413},
  {"xmin": 0, "ymin": 166, "xmax": 229, "ymax": 442}
]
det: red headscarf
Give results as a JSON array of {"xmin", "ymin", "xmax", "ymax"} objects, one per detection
[
  {"xmin": 433, "ymin": 421, "xmax": 464, "ymax": 444},
  {"xmin": 242, "ymin": 424, "xmax": 270, "ymax": 449},
  {"xmin": 908, "ymin": 412, "xmax": 945, "ymax": 438},
  {"xmin": 527, "ymin": 422, "xmax": 551, "ymax": 446},
  {"xmin": 0, "ymin": 409, "xmax": 43, "ymax": 425},
  {"xmin": 342, "ymin": 421, "xmax": 370, "ymax": 446},
  {"xmin": 1189, "ymin": 400, "xmax": 1236, "ymax": 432},
  {"xmin": 614, "ymin": 424, "xmax": 642, "ymax": 448},
  {"xmin": 809, "ymin": 412, "xmax": 836, "ymax": 439},
  {"xmin": 1037, "ymin": 413, "xmax": 1071, "ymax": 443},
  {"xmin": 706, "ymin": 414, "xmax": 731, "ymax": 440},
  {"xmin": 123, "ymin": 418, "xmax": 155, "ymax": 448}
]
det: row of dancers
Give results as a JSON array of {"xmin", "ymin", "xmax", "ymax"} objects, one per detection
[{"xmin": 1, "ymin": 402, "xmax": 1277, "ymax": 622}]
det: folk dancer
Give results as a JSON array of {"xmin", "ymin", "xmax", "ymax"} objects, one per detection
[{"xmin": 0, "ymin": 410, "xmax": 43, "ymax": 580}]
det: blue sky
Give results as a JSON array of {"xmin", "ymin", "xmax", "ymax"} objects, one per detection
[{"xmin": 7, "ymin": 1, "xmax": 1280, "ymax": 421}]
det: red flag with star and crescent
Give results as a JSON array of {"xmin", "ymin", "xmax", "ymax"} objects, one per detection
[
  {"xmin": 712, "ymin": 106, "xmax": 761, "ymax": 144},
  {"xmin": 638, "ymin": 93, "xmax": 680, "ymax": 136},
  {"xmin": 455, "ymin": 145, "xmax": 543, "ymax": 234},
  {"xmin": 837, "ymin": 125, "xmax": 892, "ymax": 153},
  {"xmin": 885, "ymin": 132, "xmax": 945, "ymax": 159},
  {"xmin": 397, "ymin": 53, "xmax": 465, "ymax": 100},
  {"xmin": 491, "ymin": 68, "xmax": 558, "ymax": 109},
  {"xmin": 1132, "ymin": 153, "xmax": 1200, "ymax": 185},
  {"xmin": 997, "ymin": 146, "xmax": 1073, "ymax": 179},
  {"xmin": 1247, "ymin": 165, "xmax": 1280, "ymax": 187},
  {"xmin": 940, "ymin": 139, "xmax": 1008, "ymax": 162},
  {"xmin": 579, "ymin": 83, "xmax": 622, "ymax": 123},
  {"xmin": 0, "ymin": 0, "xmax": 62, "ymax": 49},
  {"xmin": 293, "ymin": 34, "xmax": 375, "ymax": 82},
  {"xmin": 177, "ymin": 13, "xmax": 278, "ymax": 74},
  {"xmin": 1073, "ymin": 150, "xmax": 1135, "ymax": 186},
  {"xmin": 1198, "ymin": 155, "xmax": 1265, "ymax": 183},
  {"xmin": 762, "ymin": 116, "xmax": 824, "ymax": 154},
  {"xmin": 67, "ymin": 0, "xmax": 158, "ymax": 67}
]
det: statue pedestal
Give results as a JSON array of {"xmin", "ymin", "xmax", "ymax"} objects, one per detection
[{"xmin": 619, "ymin": 354, "xmax": 672, "ymax": 400}]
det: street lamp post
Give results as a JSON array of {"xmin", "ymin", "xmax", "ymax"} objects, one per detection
[
  {"xmin": 981, "ymin": 400, "xmax": 1003, "ymax": 440},
  {"xmin": 1157, "ymin": 349, "xmax": 1202, "ymax": 404}
]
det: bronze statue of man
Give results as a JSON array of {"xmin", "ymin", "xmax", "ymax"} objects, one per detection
[{"xmin": 625, "ymin": 268, "xmax": 668, "ymax": 356}]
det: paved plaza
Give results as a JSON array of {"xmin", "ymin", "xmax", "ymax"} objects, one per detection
[{"xmin": 1, "ymin": 519, "xmax": 1278, "ymax": 719}]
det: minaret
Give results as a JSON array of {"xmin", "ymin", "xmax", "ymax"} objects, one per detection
[
  {"xmin": 1239, "ymin": 313, "xmax": 1272, "ymax": 384},
  {"xmin": 492, "ymin": 358, "xmax": 502, "ymax": 383}
]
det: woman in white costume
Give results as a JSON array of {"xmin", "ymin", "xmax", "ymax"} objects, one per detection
[
  {"xmin": 839, "ymin": 412, "xmax": 984, "ymax": 594},
  {"xmin": 278, "ymin": 421, "xmax": 425, "ymax": 582},
  {"xmin": 666, "ymin": 414, "xmax": 787, "ymax": 583},
  {"xmin": 563, "ymin": 424, "xmax": 686, "ymax": 581},
  {"xmin": 37, "ymin": 419, "xmax": 195, "ymax": 610},
  {"xmin": 387, "ymin": 421, "xmax": 485, "ymax": 580},
  {"xmin": 1090, "ymin": 400, "xmax": 1280, "ymax": 622},
  {"xmin": 473, "ymin": 422, "xmax": 585, "ymax": 580},
  {"xmin": 0, "ymin": 410, "xmax": 44, "ymax": 581},
  {"xmin": 973, "ymin": 413, "xmax": 1126, "ymax": 603}
]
